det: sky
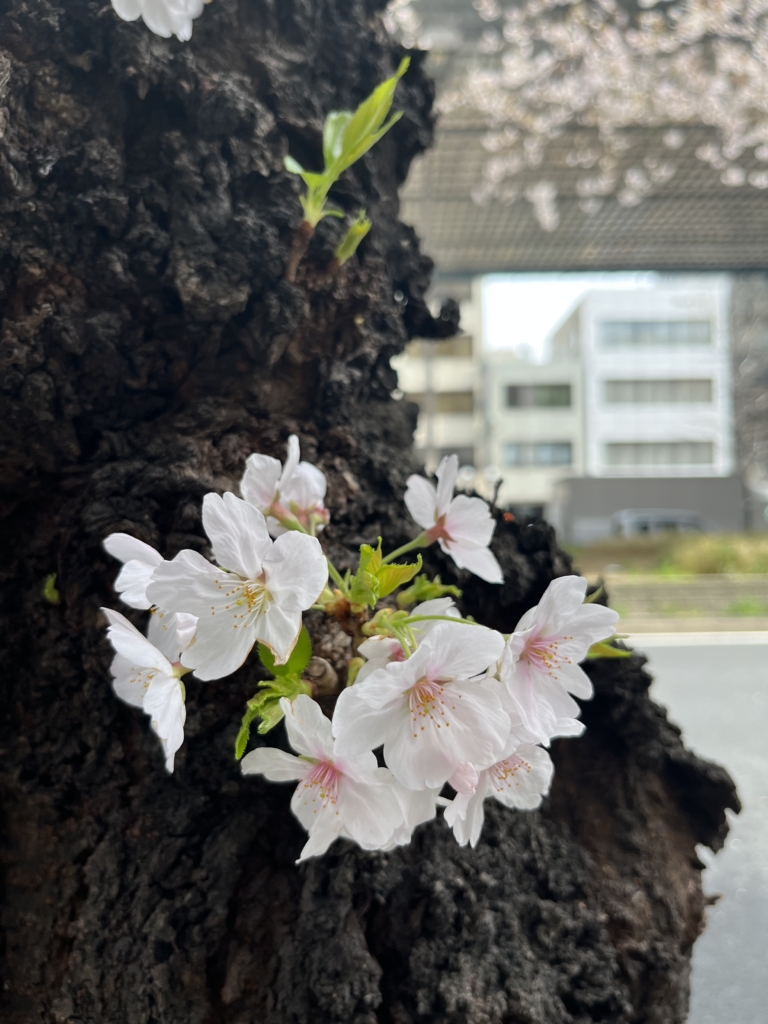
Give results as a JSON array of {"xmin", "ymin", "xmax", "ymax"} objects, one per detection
[{"xmin": 482, "ymin": 272, "xmax": 659, "ymax": 361}]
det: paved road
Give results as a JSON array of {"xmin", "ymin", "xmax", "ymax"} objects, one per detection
[{"xmin": 631, "ymin": 635, "xmax": 768, "ymax": 1024}]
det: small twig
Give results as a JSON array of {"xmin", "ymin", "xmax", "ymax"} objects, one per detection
[{"xmin": 285, "ymin": 221, "xmax": 314, "ymax": 282}]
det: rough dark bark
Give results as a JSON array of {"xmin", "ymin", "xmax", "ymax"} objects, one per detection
[{"xmin": 0, "ymin": 2, "xmax": 738, "ymax": 1023}]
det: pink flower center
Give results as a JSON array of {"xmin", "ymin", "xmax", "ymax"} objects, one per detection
[
  {"xmin": 490, "ymin": 753, "xmax": 530, "ymax": 791},
  {"xmin": 408, "ymin": 677, "xmax": 456, "ymax": 736},
  {"xmin": 425, "ymin": 513, "xmax": 453, "ymax": 545},
  {"xmin": 521, "ymin": 634, "xmax": 573, "ymax": 680},
  {"xmin": 303, "ymin": 759, "xmax": 341, "ymax": 806}
]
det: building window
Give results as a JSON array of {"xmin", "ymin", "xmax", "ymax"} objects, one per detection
[
  {"xmin": 605, "ymin": 442, "xmax": 714, "ymax": 467},
  {"xmin": 604, "ymin": 379, "xmax": 713, "ymax": 403},
  {"xmin": 503, "ymin": 442, "xmax": 573, "ymax": 466},
  {"xmin": 406, "ymin": 391, "xmax": 475, "ymax": 414},
  {"xmin": 505, "ymin": 384, "xmax": 571, "ymax": 408},
  {"xmin": 599, "ymin": 321, "xmax": 712, "ymax": 348}
]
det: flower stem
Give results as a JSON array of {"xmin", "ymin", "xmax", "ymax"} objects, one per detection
[
  {"xmin": 326, "ymin": 558, "xmax": 349, "ymax": 596},
  {"xmin": 381, "ymin": 533, "xmax": 430, "ymax": 565}
]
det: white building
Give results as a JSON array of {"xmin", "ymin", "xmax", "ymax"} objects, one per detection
[
  {"xmin": 393, "ymin": 276, "xmax": 738, "ymax": 537},
  {"xmin": 552, "ymin": 280, "xmax": 734, "ymax": 480},
  {"xmin": 481, "ymin": 351, "xmax": 583, "ymax": 513}
]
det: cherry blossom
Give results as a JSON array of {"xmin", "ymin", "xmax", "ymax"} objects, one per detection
[
  {"xmin": 381, "ymin": 781, "xmax": 440, "ymax": 850},
  {"xmin": 240, "ymin": 434, "xmax": 329, "ymax": 537},
  {"xmin": 103, "ymin": 533, "xmax": 163, "ymax": 610},
  {"xmin": 147, "ymin": 492, "xmax": 328, "ymax": 680},
  {"xmin": 241, "ymin": 695, "xmax": 404, "ymax": 861},
  {"xmin": 111, "ymin": 0, "xmax": 205, "ymax": 41},
  {"xmin": 356, "ymin": 597, "xmax": 460, "ymax": 682},
  {"xmin": 404, "ymin": 454, "xmax": 503, "ymax": 584},
  {"xmin": 444, "ymin": 743, "xmax": 554, "ymax": 848},
  {"xmin": 103, "ymin": 608, "xmax": 195, "ymax": 772},
  {"xmin": 332, "ymin": 622, "xmax": 509, "ymax": 790},
  {"xmin": 499, "ymin": 576, "xmax": 619, "ymax": 744}
]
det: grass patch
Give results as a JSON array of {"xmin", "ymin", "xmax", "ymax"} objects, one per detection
[
  {"xmin": 725, "ymin": 598, "xmax": 768, "ymax": 617},
  {"xmin": 570, "ymin": 533, "xmax": 768, "ymax": 576}
]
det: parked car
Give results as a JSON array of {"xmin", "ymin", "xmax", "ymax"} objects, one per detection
[{"xmin": 611, "ymin": 508, "xmax": 703, "ymax": 537}]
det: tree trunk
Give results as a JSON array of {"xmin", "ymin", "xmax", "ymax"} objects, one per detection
[{"xmin": 0, "ymin": 2, "xmax": 738, "ymax": 1022}]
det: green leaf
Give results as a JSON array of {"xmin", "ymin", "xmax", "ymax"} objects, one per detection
[
  {"xmin": 323, "ymin": 111, "xmax": 354, "ymax": 168},
  {"xmin": 258, "ymin": 626, "xmax": 312, "ymax": 676},
  {"xmin": 330, "ymin": 57, "xmax": 410, "ymax": 177},
  {"xmin": 284, "ymin": 154, "xmax": 305, "ymax": 175},
  {"xmin": 235, "ymin": 674, "xmax": 314, "ymax": 756},
  {"xmin": 585, "ymin": 637, "xmax": 632, "ymax": 660},
  {"xmin": 348, "ymin": 538, "xmax": 383, "ymax": 609},
  {"xmin": 286, "ymin": 153, "xmax": 327, "ymax": 197},
  {"xmin": 235, "ymin": 704, "xmax": 261, "ymax": 760},
  {"xmin": 43, "ymin": 573, "xmax": 61, "ymax": 605},
  {"xmin": 584, "ymin": 584, "xmax": 605, "ymax": 605},
  {"xmin": 396, "ymin": 573, "xmax": 462, "ymax": 609},
  {"xmin": 377, "ymin": 554, "xmax": 422, "ymax": 598},
  {"xmin": 334, "ymin": 210, "xmax": 372, "ymax": 266}
]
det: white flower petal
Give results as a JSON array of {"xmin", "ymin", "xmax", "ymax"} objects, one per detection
[
  {"xmin": 110, "ymin": 653, "xmax": 151, "ymax": 708},
  {"xmin": 337, "ymin": 776, "xmax": 404, "ymax": 850},
  {"xmin": 280, "ymin": 435, "xmax": 301, "ymax": 489},
  {"xmin": 256, "ymin": 602, "xmax": 302, "ymax": 664},
  {"xmin": 553, "ymin": 603, "xmax": 621, "ymax": 652},
  {"xmin": 297, "ymin": 816, "xmax": 344, "ymax": 862},
  {"xmin": 146, "ymin": 549, "xmax": 219, "ymax": 618},
  {"xmin": 389, "ymin": 776, "xmax": 439, "ymax": 832},
  {"xmin": 103, "ymin": 532, "xmax": 162, "ymax": 567},
  {"xmin": 411, "ymin": 597, "xmax": 459, "ymax": 620},
  {"xmin": 103, "ymin": 608, "xmax": 174, "ymax": 675},
  {"xmin": 534, "ymin": 574, "xmax": 588, "ymax": 627},
  {"xmin": 435, "ymin": 454, "xmax": 459, "ymax": 516},
  {"xmin": 502, "ymin": 659, "xmax": 582, "ymax": 742},
  {"xmin": 202, "ymin": 492, "xmax": 271, "ymax": 580},
  {"xmin": 147, "ymin": 609, "xmax": 197, "ymax": 662},
  {"xmin": 282, "ymin": 694, "xmax": 334, "ymax": 760},
  {"xmin": 263, "ymin": 532, "xmax": 328, "ymax": 610},
  {"xmin": 240, "ymin": 453, "xmax": 282, "ymax": 512},
  {"xmin": 448, "ymin": 761, "xmax": 479, "ymax": 794},
  {"xmin": 357, "ymin": 634, "xmax": 402, "ymax": 665},
  {"xmin": 418, "ymin": 622, "xmax": 505, "ymax": 682},
  {"xmin": 143, "ymin": 673, "xmax": 185, "ymax": 772},
  {"xmin": 181, "ymin": 608, "xmax": 257, "ymax": 680},
  {"xmin": 444, "ymin": 783, "xmax": 488, "ymax": 847},
  {"xmin": 489, "ymin": 744, "xmax": 553, "ymax": 810},
  {"xmin": 404, "ymin": 474, "xmax": 437, "ymax": 530},
  {"xmin": 241, "ymin": 746, "xmax": 307, "ymax": 782},
  {"xmin": 112, "ymin": 559, "xmax": 157, "ymax": 610},
  {"xmin": 331, "ymin": 684, "xmax": 391, "ymax": 755},
  {"xmin": 444, "ymin": 494, "xmax": 496, "ymax": 548},
  {"xmin": 140, "ymin": 0, "xmax": 175, "ymax": 36},
  {"xmin": 442, "ymin": 541, "xmax": 503, "ymax": 584},
  {"xmin": 384, "ymin": 714, "xmax": 459, "ymax": 790},
  {"xmin": 438, "ymin": 680, "xmax": 510, "ymax": 769},
  {"xmin": 111, "ymin": 0, "xmax": 142, "ymax": 21},
  {"xmin": 281, "ymin": 462, "xmax": 327, "ymax": 510}
]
